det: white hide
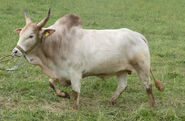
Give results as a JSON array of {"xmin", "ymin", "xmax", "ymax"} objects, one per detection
[{"xmin": 33, "ymin": 28, "xmax": 150, "ymax": 93}]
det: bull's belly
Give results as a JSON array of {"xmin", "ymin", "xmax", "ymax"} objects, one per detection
[{"xmin": 84, "ymin": 61, "xmax": 134, "ymax": 76}]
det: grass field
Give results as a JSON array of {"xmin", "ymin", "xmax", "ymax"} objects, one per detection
[{"xmin": 0, "ymin": 0, "xmax": 185, "ymax": 120}]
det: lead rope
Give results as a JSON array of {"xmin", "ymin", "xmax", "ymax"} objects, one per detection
[
  {"xmin": 6, "ymin": 56, "xmax": 24, "ymax": 71},
  {"xmin": 0, "ymin": 54, "xmax": 23, "ymax": 71},
  {"xmin": 0, "ymin": 55, "xmax": 12, "ymax": 63}
]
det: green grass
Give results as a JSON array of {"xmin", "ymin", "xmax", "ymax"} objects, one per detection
[{"xmin": 0, "ymin": 0, "xmax": 185, "ymax": 120}]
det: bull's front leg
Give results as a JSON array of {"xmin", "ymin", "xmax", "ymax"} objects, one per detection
[
  {"xmin": 70, "ymin": 73, "xmax": 82, "ymax": 109},
  {"xmin": 49, "ymin": 79, "xmax": 70, "ymax": 99}
]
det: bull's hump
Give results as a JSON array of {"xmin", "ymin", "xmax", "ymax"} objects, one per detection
[{"xmin": 55, "ymin": 14, "xmax": 82, "ymax": 29}]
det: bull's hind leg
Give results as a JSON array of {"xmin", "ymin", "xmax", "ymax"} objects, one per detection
[
  {"xmin": 109, "ymin": 71, "xmax": 128, "ymax": 105},
  {"xmin": 49, "ymin": 79, "xmax": 70, "ymax": 99},
  {"xmin": 134, "ymin": 63, "xmax": 155, "ymax": 106}
]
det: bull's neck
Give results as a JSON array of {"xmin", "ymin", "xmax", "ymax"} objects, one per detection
[
  {"xmin": 25, "ymin": 29, "xmax": 74, "ymax": 68},
  {"xmin": 24, "ymin": 43, "xmax": 43, "ymax": 65},
  {"xmin": 25, "ymin": 37, "xmax": 59, "ymax": 67},
  {"xmin": 24, "ymin": 42, "xmax": 58, "ymax": 79}
]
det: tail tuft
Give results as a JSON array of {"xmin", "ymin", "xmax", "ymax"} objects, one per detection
[
  {"xmin": 154, "ymin": 78, "xmax": 163, "ymax": 91},
  {"xmin": 150, "ymin": 69, "xmax": 164, "ymax": 91}
]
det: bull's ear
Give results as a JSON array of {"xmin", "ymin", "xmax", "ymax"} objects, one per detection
[
  {"xmin": 43, "ymin": 29, "xmax": 55, "ymax": 37},
  {"xmin": 14, "ymin": 28, "xmax": 22, "ymax": 34}
]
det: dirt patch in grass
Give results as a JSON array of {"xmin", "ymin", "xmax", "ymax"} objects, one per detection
[
  {"xmin": 0, "ymin": 96, "xmax": 71, "ymax": 112},
  {"xmin": 0, "ymin": 97, "xmax": 18, "ymax": 108}
]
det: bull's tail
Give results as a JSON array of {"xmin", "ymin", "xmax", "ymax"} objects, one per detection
[{"xmin": 150, "ymin": 68, "xmax": 163, "ymax": 91}]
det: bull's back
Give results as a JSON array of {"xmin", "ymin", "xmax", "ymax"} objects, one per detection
[{"xmin": 78, "ymin": 28, "xmax": 149, "ymax": 74}]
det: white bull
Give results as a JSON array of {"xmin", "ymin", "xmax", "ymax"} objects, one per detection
[{"xmin": 12, "ymin": 9, "xmax": 163, "ymax": 109}]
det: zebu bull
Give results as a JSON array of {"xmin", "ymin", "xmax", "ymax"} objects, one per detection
[{"xmin": 12, "ymin": 9, "xmax": 163, "ymax": 109}]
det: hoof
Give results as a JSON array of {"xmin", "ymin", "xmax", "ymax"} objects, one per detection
[
  {"xmin": 73, "ymin": 104, "xmax": 78, "ymax": 110},
  {"xmin": 108, "ymin": 100, "xmax": 116, "ymax": 105},
  {"xmin": 150, "ymin": 100, "xmax": 156, "ymax": 107},
  {"xmin": 64, "ymin": 92, "xmax": 70, "ymax": 99},
  {"xmin": 57, "ymin": 91, "xmax": 70, "ymax": 99}
]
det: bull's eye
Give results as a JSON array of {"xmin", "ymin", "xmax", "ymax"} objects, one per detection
[{"xmin": 29, "ymin": 35, "xmax": 33, "ymax": 38}]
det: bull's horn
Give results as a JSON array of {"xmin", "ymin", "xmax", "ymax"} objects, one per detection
[
  {"xmin": 37, "ymin": 8, "xmax": 50, "ymax": 29},
  {"xmin": 24, "ymin": 9, "xmax": 32, "ymax": 24}
]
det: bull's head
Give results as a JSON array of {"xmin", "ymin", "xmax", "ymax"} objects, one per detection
[{"xmin": 12, "ymin": 9, "xmax": 55, "ymax": 56}]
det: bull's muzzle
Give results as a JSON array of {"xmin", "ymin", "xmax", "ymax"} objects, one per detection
[{"xmin": 12, "ymin": 48, "xmax": 23, "ymax": 57}]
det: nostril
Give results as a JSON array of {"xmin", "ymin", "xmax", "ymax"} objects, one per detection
[{"xmin": 14, "ymin": 50, "xmax": 18, "ymax": 54}]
